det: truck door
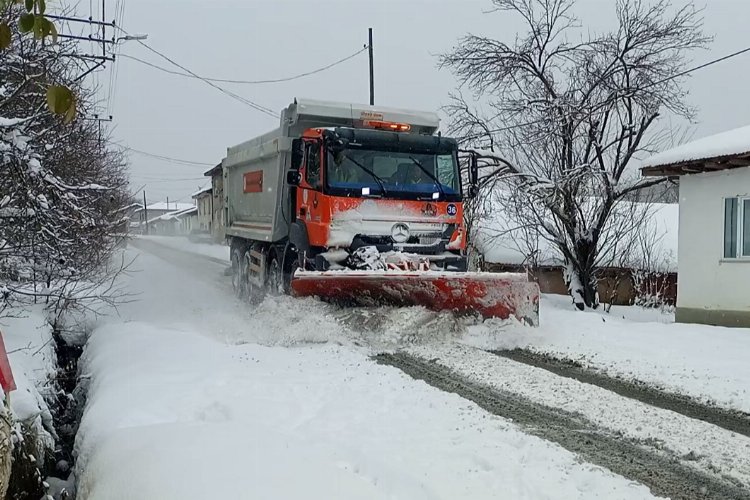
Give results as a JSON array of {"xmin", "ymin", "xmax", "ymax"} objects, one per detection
[{"xmin": 297, "ymin": 139, "xmax": 327, "ymax": 246}]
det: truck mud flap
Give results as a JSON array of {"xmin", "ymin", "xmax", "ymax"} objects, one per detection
[{"xmin": 290, "ymin": 271, "xmax": 540, "ymax": 326}]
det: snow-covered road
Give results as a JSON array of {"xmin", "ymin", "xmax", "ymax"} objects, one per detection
[
  {"xmin": 71, "ymin": 239, "xmax": 750, "ymax": 499},
  {"xmin": 73, "ymin": 244, "xmax": 666, "ymax": 499}
]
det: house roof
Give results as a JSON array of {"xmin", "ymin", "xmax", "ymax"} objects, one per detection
[
  {"xmin": 135, "ymin": 202, "xmax": 195, "ymax": 213},
  {"xmin": 642, "ymin": 124, "xmax": 750, "ymax": 177},
  {"xmin": 191, "ymin": 186, "xmax": 212, "ymax": 198},
  {"xmin": 204, "ymin": 163, "xmax": 222, "ymax": 177},
  {"xmin": 147, "ymin": 206, "xmax": 197, "ymax": 224}
]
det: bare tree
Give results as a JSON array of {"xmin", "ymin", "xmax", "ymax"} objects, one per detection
[{"xmin": 442, "ymin": 0, "xmax": 708, "ymax": 309}]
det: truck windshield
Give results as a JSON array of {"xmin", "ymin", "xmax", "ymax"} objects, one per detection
[{"xmin": 326, "ymin": 149, "xmax": 460, "ymax": 200}]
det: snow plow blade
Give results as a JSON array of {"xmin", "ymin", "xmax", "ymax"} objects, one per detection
[{"xmin": 290, "ymin": 271, "xmax": 540, "ymax": 326}]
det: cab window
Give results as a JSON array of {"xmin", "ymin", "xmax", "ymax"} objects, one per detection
[{"xmin": 305, "ymin": 142, "xmax": 321, "ymax": 188}]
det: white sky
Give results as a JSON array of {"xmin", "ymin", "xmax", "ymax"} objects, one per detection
[{"xmin": 95, "ymin": 0, "xmax": 750, "ymax": 203}]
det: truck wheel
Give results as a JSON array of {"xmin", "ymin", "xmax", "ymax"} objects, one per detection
[
  {"xmin": 231, "ymin": 248, "xmax": 246, "ymax": 299},
  {"xmin": 244, "ymin": 251, "xmax": 265, "ymax": 305},
  {"xmin": 266, "ymin": 253, "xmax": 283, "ymax": 296}
]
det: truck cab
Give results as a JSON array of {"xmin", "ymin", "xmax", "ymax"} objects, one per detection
[{"xmin": 288, "ymin": 123, "xmax": 469, "ymax": 273}]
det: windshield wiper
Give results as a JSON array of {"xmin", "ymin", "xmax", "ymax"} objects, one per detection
[
  {"xmin": 341, "ymin": 154, "xmax": 390, "ymax": 197},
  {"xmin": 408, "ymin": 156, "xmax": 445, "ymax": 201}
]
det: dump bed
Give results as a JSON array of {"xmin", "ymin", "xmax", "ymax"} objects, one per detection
[{"xmin": 223, "ymin": 127, "xmax": 293, "ymax": 243}]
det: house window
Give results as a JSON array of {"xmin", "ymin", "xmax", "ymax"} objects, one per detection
[{"xmin": 723, "ymin": 197, "xmax": 750, "ymax": 258}]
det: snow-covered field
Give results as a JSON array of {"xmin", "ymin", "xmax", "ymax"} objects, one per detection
[
  {"xmin": 465, "ymin": 295, "xmax": 750, "ymax": 413},
  {"xmin": 73, "ymin": 247, "xmax": 661, "ymax": 499}
]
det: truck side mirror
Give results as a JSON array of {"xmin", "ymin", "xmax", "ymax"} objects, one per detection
[
  {"xmin": 286, "ymin": 170, "xmax": 301, "ymax": 186},
  {"xmin": 291, "ymin": 139, "xmax": 303, "ymax": 171},
  {"xmin": 468, "ymin": 153, "xmax": 479, "ymax": 198}
]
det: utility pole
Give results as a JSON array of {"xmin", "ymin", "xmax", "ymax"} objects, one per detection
[
  {"xmin": 166, "ymin": 196, "xmax": 170, "ymax": 210},
  {"xmin": 142, "ymin": 191, "xmax": 149, "ymax": 235},
  {"xmin": 368, "ymin": 28, "xmax": 374, "ymax": 106}
]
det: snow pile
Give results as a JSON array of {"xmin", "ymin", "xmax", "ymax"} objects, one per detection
[
  {"xmin": 644, "ymin": 124, "xmax": 750, "ymax": 167},
  {"xmin": 74, "ymin": 322, "xmax": 658, "ymax": 500},
  {"xmin": 2, "ymin": 308, "xmax": 57, "ymax": 464}
]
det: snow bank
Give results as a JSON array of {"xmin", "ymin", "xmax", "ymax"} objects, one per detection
[
  {"xmin": 75, "ymin": 322, "xmax": 657, "ymax": 500},
  {"xmin": 465, "ymin": 294, "xmax": 750, "ymax": 413},
  {"xmin": 644, "ymin": 124, "xmax": 750, "ymax": 167},
  {"xmin": 2, "ymin": 308, "xmax": 57, "ymax": 462}
]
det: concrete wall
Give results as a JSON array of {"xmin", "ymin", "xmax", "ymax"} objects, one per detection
[
  {"xmin": 195, "ymin": 193, "xmax": 213, "ymax": 232},
  {"xmin": 211, "ymin": 173, "xmax": 225, "ymax": 242},
  {"xmin": 676, "ymin": 167, "xmax": 750, "ymax": 327},
  {"xmin": 484, "ymin": 264, "xmax": 677, "ymax": 306}
]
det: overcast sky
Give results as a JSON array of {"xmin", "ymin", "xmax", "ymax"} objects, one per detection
[{"xmin": 93, "ymin": 0, "xmax": 750, "ymax": 203}]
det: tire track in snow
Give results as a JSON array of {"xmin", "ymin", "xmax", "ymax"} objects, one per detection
[
  {"xmin": 492, "ymin": 348, "xmax": 750, "ymax": 438},
  {"xmin": 375, "ymin": 352, "xmax": 750, "ymax": 500}
]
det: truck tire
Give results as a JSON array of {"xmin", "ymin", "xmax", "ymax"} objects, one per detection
[
  {"xmin": 231, "ymin": 247, "xmax": 246, "ymax": 299},
  {"xmin": 244, "ymin": 250, "xmax": 265, "ymax": 305},
  {"xmin": 266, "ymin": 252, "xmax": 283, "ymax": 296}
]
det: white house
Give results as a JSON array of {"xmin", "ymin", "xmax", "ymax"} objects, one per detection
[
  {"xmin": 642, "ymin": 124, "xmax": 750, "ymax": 328},
  {"xmin": 191, "ymin": 186, "xmax": 213, "ymax": 235}
]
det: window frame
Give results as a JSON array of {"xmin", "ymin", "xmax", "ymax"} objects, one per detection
[
  {"xmin": 304, "ymin": 141, "xmax": 322, "ymax": 190},
  {"xmin": 723, "ymin": 196, "xmax": 750, "ymax": 260}
]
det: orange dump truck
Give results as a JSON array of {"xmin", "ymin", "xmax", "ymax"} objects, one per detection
[{"xmin": 222, "ymin": 98, "xmax": 539, "ymax": 325}]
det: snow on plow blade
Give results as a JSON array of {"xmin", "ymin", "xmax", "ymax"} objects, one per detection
[{"xmin": 290, "ymin": 271, "xmax": 540, "ymax": 326}]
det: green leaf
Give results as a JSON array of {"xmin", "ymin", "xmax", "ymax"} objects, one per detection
[
  {"xmin": 24, "ymin": 0, "xmax": 32, "ymax": 12},
  {"xmin": 18, "ymin": 12, "xmax": 34, "ymax": 33},
  {"xmin": 45, "ymin": 18, "xmax": 56, "ymax": 43},
  {"xmin": 63, "ymin": 101, "xmax": 77, "ymax": 124},
  {"xmin": 33, "ymin": 14, "xmax": 44, "ymax": 39},
  {"xmin": 38, "ymin": 0, "xmax": 45, "ymax": 14},
  {"xmin": 47, "ymin": 85, "xmax": 75, "ymax": 115},
  {"xmin": 0, "ymin": 23, "xmax": 11, "ymax": 50}
]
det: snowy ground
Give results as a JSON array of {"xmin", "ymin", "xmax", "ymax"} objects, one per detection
[
  {"xmin": 73, "ymin": 247, "xmax": 661, "ymax": 499},
  {"xmin": 464, "ymin": 294, "xmax": 750, "ymax": 413}
]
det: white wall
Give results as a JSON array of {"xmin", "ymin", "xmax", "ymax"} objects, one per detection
[{"xmin": 678, "ymin": 167, "xmax": 750, "ymax": 312}]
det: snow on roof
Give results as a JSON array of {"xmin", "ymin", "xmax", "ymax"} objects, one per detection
[
  {"xmin": 643, "ymin": 124, "xmax": 750, "ymax": 168},
  {"xmin": 293, "ymin": 98, "xmax": 441, "ymax": 131},
  {"xmin": 147, "ymin": 206, "xmax": 197, "ymax": 224},
  {"xmin": 192, "ymin": 186, "xmax": 212, "ymax": 198},
  {"xmin": 476, "ymin": 200, "xmax": 679, "ymax": 272},
  {"xmin": 136, "ymin": 202, "xmax": 194, "ymax": 212}
]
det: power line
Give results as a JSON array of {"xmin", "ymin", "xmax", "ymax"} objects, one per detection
[
  {"xmin": 119, "ymin": 46, "xmax": 368, "ymax": 85},
  {"xmin": 123, "ymin": 146, "xmax": 215, "ymax": 166},
  {"xmin": 116, "ymin": 28, "xmax": 278, "ymax": 118},
  {"xmin": 649, "ymin": 45, "xmax": 750, "ymax": 89},
  {"xmin": 464, "ymin": 44, "xmax": 750, "ymax": 142}
]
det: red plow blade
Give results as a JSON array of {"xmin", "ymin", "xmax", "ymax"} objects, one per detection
[{"xmin": 290, "ymin": 271, "xmax": 540, "ymax": 326}]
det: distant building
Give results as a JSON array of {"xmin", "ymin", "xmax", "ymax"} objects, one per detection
[
  {"xmin": 192, "ymin": 186, "xmax": 213, "ymax": 235},
  {"xmin": 132, "ymin": 202, "xmax": 195, "ymax": 235},
  {"xmin": 205, "ymin": 164, "xmax": 225, "ymax": 243},
  {"xmin": 147, "ymin": 206, "xmax": 198, "ymax": 236},
  {"xmin": 642, "ymin": 124, "xmax": 750, "ymax": 328}
]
